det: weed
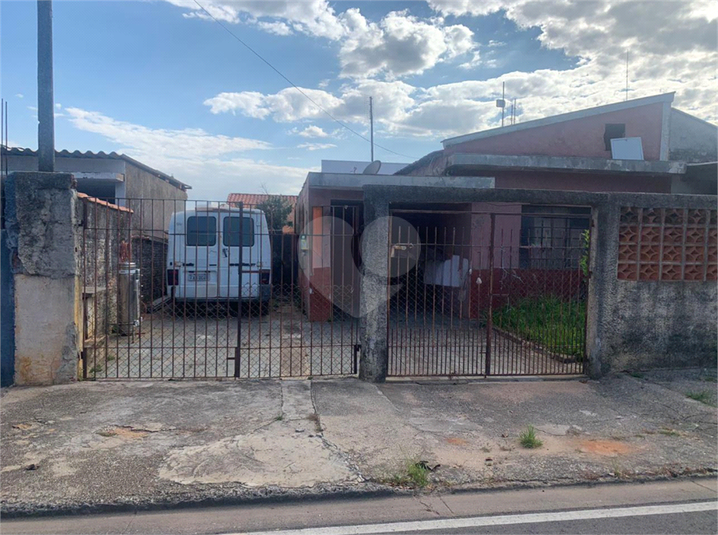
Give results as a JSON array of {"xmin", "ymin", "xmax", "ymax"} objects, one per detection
[
  {"xmin": 700, "ymin": 375, "xmax": 717, "ymax": 383},
  {"xmin": 519, "ymin": 425, "xmax": 543, "ymax": 449},
  {"xmin": 492, "ymin": 297, "xmax": 586, "ymax": 358},
  {"xmin": 686, "ymin": 391, "xmax": 712, "ymax": 404},
  {"xmin": 306, "ymin": 413, "xmax": 322, "ymax": 432},
  {"xmin": 387, "ymin": 459, "xmax": 431, "ymax": 488},
  {"xmin": 106, "ymin": 354, "xmax": 116, "ymax": 362},
  {"xmin": 274, "ymin": 414, "xmax": 284, "ymax": 421},
  {"xmin": 88, "ymin": 364, "xmax": 103, "ymax": 379},
  {"xmin": 658, "ymin": 428, "xmax": 680, "ymax": 437},
  {"xmin": 628, "ymin": 371, "xmax": 644, "ymax": 379}
]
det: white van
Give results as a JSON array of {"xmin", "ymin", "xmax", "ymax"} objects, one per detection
[{"xmin": 166, "ymin": 205, "xmax": 271, "ymax": 303}]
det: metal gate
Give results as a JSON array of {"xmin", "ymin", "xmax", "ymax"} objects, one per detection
[
  {"xmin": 79, "ymin": 197, "xmax": 360, "ymax": 380},
  {"xmin": 387, "ymin": 205, "xmax": 590, "ymax": 377}
]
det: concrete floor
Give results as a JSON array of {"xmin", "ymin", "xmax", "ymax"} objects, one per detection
[
  {"xmin": 87, "ymin": 303, "xmax": 583, "ymax": 380},
  {"xmin": 1, "ymin": 373, "xmax": 716, "ymax": 516}
]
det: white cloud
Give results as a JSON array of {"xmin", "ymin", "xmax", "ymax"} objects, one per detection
[
  {"xmin": 297, "ymin": 142, "xmax": 337, "ymax": 151},
  {"xmin": 338, "ymin": 9, "xmax": 475, "ymax": 78},
  {"xmin": 15, "ymin": 93, "xmax": 23, "ymax": 99},
  {"xmin": 296, "ymin": 125, "xmax": 329, "ymax": 138},
  {"xmin": 63, "ymin": 108, "xmax": 308, "ymax": 199},
  {"xmin": 167, "ymin": 1, "xmax": 476, "ymax": 79}
]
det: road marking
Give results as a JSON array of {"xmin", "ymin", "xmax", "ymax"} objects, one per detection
[{"xmin": 237, "ymin": 501, "xmax": 718, "ymax": 535}]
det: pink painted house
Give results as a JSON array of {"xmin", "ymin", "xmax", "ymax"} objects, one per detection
[{"xmin": 295, "ymin": 93, "xmax": 717, "ymax": 320}]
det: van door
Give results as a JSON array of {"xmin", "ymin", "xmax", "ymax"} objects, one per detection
[
  {"xmin": 181, "ymin": 213, "xmax": 219, "ymax": 299},
  {"xmin": 219, "ymin": 213, "xmax": 258, "ymax": 299}
]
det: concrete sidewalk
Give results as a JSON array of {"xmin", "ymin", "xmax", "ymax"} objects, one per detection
[{"xmin": 1, "ymin": 371, "xmax": 716, "ymax": 516}]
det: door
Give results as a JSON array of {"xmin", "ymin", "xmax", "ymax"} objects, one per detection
[
  {"xmin": 181, "ymin": 213, "xmax": 219, "ymax": 299},
  {"xmin": 219, "ymin": 213, "xmax": 258, "ymax": 299}
]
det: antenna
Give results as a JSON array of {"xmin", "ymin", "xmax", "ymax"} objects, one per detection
[
  {"xmin": 625, "ymin": 50, "xmax": 629, "ymax": 101},
  {"xmin": 496, "ymin": 82, "xmax": 506, "ymax": 127},
  {"xmin": 369, "ymin": 96, "xmax": 374, "ymax": 162}
]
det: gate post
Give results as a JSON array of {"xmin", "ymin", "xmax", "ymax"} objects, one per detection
[
  {"xmin": 5, "ymin": 172, "xmax": 81, "ymax": 385},
  {"xmin": 359, "ymin": 198, "xmax": 390, "ymax": 382},
  {"xmin": 585, "ymin": 201, "xmax": 620, "ymax": 378}
]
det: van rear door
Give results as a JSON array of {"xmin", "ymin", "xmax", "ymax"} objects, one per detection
[
  {"xmin": 181, "ymin": 213, "xmax": 219, "ymax": 299},
  {"xmin": 219, "ymin": 213, "xmax": 258, "ymax": 299}
]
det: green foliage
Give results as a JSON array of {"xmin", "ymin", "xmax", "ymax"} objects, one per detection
[
  {"xmin": 579, "ymin": 229, "xmax": 590, "ymax": 277},
  {"xmin": 256, "ymin": 196, "xmax": 293, "ymax": 232},
  {"xmin": 492, "ymin": 296, "xmax": 586, "ymax": 358},
  {"xmin": 519, "ymin": 425, "xmax": 543, "ymax": 449},
  {"xmin": 686, "ymin": 390, "xmax": 712, "ymax": 404},
  {"xmin": 388, "ymin": 460, "xmax": 431, "ymax": 488}
]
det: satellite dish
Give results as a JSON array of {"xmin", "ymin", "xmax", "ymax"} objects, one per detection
[{"xmin": 363, "ymin": 160, "xmax": 382, "ymax": 174}]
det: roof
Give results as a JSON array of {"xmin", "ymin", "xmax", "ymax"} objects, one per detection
[
  {"xmin": 226, "ymin": 193, "xmax": 297, "ymax": 207},
  {"xmin": 442, "ymin": 93, "xmax": 676, "ymax": 148},
  {"xmin": 3, "ymin": 147, "xmax": 191, "ymax": 191}
]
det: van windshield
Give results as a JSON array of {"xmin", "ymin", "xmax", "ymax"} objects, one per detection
[
  {"xmin": 186, "ymin": 216, "xmax": 217, "ymax": 246},
  {"xmin": 223, "ymin": 216, "xmax": 255, "ymax": 247}
]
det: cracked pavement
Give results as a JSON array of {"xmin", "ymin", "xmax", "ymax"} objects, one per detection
[{"xmin": 1, "ymin": 370, "xmax": 716, "ymax": 516}]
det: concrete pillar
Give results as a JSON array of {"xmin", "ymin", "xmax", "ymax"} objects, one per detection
[
  {"xmin": 585, "ymin": 201, "xmax": 620, "ymax": 378},
  {"xmin": 5, "ymin": 172, "xmax": 80, "ymax": 385},
  {"xmin": 359, "ymin": 199, "xmax": 389, "ymax": 382}
]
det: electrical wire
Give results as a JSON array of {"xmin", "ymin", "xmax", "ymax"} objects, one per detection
[{"xmin": 192, "ymin": 0, "xmax": 417, "ymax": 161}]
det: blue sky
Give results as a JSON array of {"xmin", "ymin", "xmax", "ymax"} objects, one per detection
[{"xmin": 1, "ymin": 0, "xmax": 715, "ymax": 199}]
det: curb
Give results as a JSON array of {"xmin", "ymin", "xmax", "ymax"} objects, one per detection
[{"xmin": 2, "ymin": 470, "xmax": 716, "ymax": 520}]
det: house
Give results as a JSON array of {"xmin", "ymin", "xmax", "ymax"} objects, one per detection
[
  {"xmin": 293, "ymin": 93, "xmax": 717, "ymax": 323},
  {"xmin": 3, "ymin": 148, "xmax": 190, "ymax": 237},
  {"xmin": 398, "ymin": 93, "xmax": 717, "ymax": 195}
]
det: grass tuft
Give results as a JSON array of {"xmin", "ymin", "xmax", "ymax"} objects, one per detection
[
  {"xmin": 519, "ymin": 425, "xmax": 543, "ymax": 449},
  {"xmin": 686, "ymin": 391, "xmax": 712, "ymax": 404},
  {"xmin": 387, "ymin": 460, "xmax": 431, "ymax": 488}
]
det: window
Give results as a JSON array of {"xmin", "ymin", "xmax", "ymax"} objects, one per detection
[
  {"xmin": 520, "ymin": 206, "xmax": 590, "ymax": 270},
  {"xmin": 604, "ymin": 123, "xmax": 626, "ymax": 151},
  {"xmin": 223, "ymin": 216, "xmax": 255, "ymax": 247},
  {"xmin": 186, "ymin": 216, "xmax": 217, "ymax": 246}
]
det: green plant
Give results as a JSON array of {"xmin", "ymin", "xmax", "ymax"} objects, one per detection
[
  {"xmin": 519, "ymin": 425, "xmax": 543, "ymax": 449},
  {"xmin": 579, "ymin": 229, "xmax": 590, "ymax": 277},
  {"xmin": 628, "ymin": 371, "xmax": 644, "ymax": 379},
  {"xmin": 274, "ymin": 414, "xmax": 284, "ymax": 421},
  {"xmin": 387, "ymin": 459, "xmax": 431, "ymax": 488},
  {"xmin": 658, "ymin": 428, "xmax": 680, "ymax": 437},
  {"xmin": 492, "ymin": 297, "xmax": 586, "ymax": 358},
  {"xmin": 686, "ymin": 390, "xmax": 712, "ymax": 404},
  {"xmin": 256, "ymin": 195, "xmax": 293, "ymax": 232},
  {"xmin": 88, "ymin": 364, "xmax": 103, "ymax": 379}
]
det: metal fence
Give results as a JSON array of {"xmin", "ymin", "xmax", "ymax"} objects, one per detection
[
  {"xmin": 80, "ymin": 198, "xmax": 359, "ymax": 379},
  {"xmin": 387, "ymin": 207, "xmax": 590, "ymax": 377}
]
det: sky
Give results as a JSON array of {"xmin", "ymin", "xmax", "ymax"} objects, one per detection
[{"xmin": 1, "ymin": 0, "xmax": 716, "ymax": 200}]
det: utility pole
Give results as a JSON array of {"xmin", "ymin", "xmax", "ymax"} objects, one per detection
[
  {"xmin": 37, "ymin": 0, "xmax": 55, "ymax": 172},
  {"xmin": 369, "ymin": 96, "xmax": 374, "ymax": 162}
]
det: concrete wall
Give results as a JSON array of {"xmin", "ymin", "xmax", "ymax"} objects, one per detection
[
  {"xmin": 1, "ymin": 228, "xmax": 15, "ymax": 387},
  {"xmin": 446, "ymin": 102, "xmax": 665, "ymax": 160},
  {"xmin": 607, "ymin": 281, "xmax": 717, "ymax": 370},
  {"xmin": 5, "ymin": 172, "xmax": 81, "ymax": 385},
  {"xmin": 123, "ymin": 162, "xmax": 188, "ymax": 238},
  {"xmin": 669, "ymin": 109, "xmax": 718, "ymax": 163}
]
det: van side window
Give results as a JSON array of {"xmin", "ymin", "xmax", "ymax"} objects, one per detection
[
  {"xmin": 186, "ymin": 216, "xmax": 217, "ymax": 246},
  {"xmin": 223, "ymin": 216, "xmax": 255, "ymax": 247}
]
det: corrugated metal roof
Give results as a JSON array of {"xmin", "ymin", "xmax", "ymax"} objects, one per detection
[{"xmin": 3, "ymin": 147, "xmax": 191, "ymax": 191}]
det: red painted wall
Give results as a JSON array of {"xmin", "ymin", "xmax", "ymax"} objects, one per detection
[{"xmin": 446, "ymin": 102, "xmax": 665, "ymax": 161}]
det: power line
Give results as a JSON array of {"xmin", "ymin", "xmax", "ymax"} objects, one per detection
[{"xmin": 192, "ymin": 0, "xmax": 417, "ymax": 161}]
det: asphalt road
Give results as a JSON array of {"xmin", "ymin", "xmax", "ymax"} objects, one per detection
[{"xmin": 2, "ymin": 479, "xmax": 716, "ymax": 535}]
